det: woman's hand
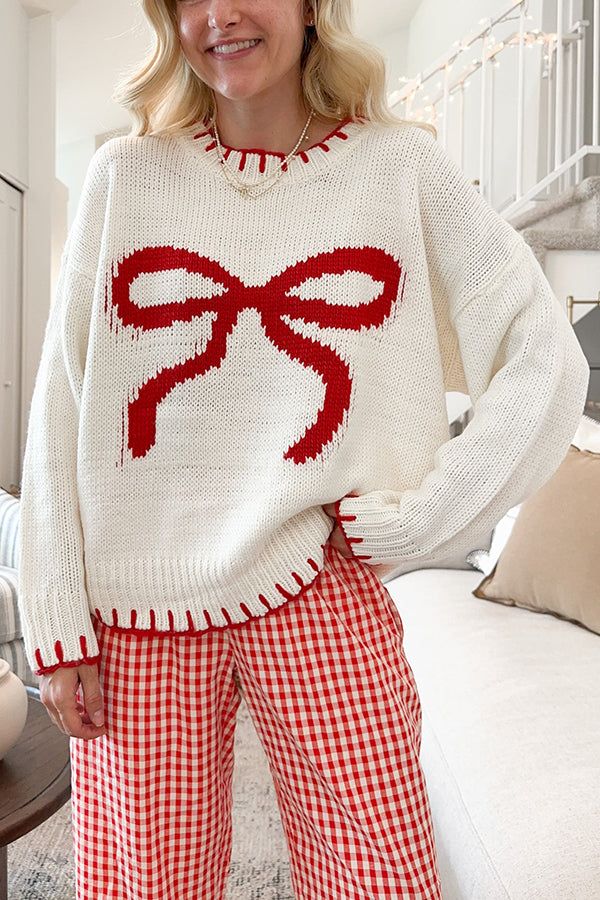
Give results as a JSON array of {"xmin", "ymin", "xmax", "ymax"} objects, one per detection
[
  {"xmin": 39, "ymin": 664, "xmax": 107, "ymax": 740},
  {"xmin": 322, "ymin": 501, "xmax": 354, "ymax": 558},
  {"xmin": 322, "ymin": 499, "xmax": 398, "ymax": 579}
]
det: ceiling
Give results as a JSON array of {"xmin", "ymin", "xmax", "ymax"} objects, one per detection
[{"xmin": 49, "ymin": 0, "xmax": 421, "ymax": 146}]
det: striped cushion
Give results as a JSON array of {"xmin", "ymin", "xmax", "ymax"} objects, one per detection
[
  {"xmin": 0, "ymin": 488, "xmax": 20, "ymax": 569},
  {"xmin": 0, "ymin": 492, "xmax": 38, "ymax": 684},
  {"xmin": 0, "ymin": 636, "xmax": 38, "ymax": 687},
  {"xmin": 0, "ymin": 566, "xmax": 38, "ymax": 685},
  {"xmin": 0, "ymin": 564, "xmax": 20, "ymax": 642}
]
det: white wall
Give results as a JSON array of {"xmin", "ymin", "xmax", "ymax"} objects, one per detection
[
  {"xmin": 57, "ymin": 135, "xmax": 98, "ymax": 227},
  {"xmin": 56, "ymin": 0, "xmax": 144, "ymax": 147},
  {"xmin": 378, "ymin": 27, "xmax": 410, "ymax": 95},
  {"xmin": 407, "ymin": 0, "xmax": 508, "ymax": 75},
  {"xmin": 0, "ymin": 2, "xmax": 65, "ymax": 464},
  {"xmin": 24, "ymin": 14, "xmax": 62, "ymax": 463},
  {"xmin": 545, "ymin": 251, "xmax": 600, "ymax": 329},
  {"xmin": 0, "ymin": 0, "xmax": 29, "ymax": 186},
  {"xmin": 55, "ymin": 0, "xmax": 148, "ymax": 227},
  {"xmin": 3, "ymin": 2, "xmax": 84, "ymax": 468}
]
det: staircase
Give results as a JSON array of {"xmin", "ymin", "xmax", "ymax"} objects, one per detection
[
  {"xmin": 388, "ymin": 0, "xmax": 600, "ymax": 224},
  {"xmin": 511, "ymin": 175, "xmax": 600, "ymax": 265}
]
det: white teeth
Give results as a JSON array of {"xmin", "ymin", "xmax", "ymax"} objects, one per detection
[{"xmin": 211, "ymin": 39, "xmax": 260, "ymax": 55}]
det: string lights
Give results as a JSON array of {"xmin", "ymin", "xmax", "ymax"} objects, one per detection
[{"xmin": 398, "ymin": 25, "xmax": 562, "ymax": 124}]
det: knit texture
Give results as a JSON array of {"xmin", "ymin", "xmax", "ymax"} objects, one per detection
[{"xmin": 17, "ymin": 117, "xmax": 590, "ymax": 676}]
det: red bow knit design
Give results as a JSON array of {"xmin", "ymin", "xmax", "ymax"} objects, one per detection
[{"xmin": 106, "ymin": 246, "xmax": 406, "ymax": 464}]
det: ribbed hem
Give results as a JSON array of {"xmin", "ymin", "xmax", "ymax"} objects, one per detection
[{"xmin": 84, "ymin": 514, "xmax": 333, "ymax": 635}]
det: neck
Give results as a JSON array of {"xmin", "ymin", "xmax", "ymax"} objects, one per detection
[{"xmin": 210, "ymin": 86, "xmax": 322, "ymax": 155}]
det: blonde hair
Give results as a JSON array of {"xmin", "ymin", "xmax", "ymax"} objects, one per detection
[{"xmin": 112, "ymin": 0, "xmax": 436, "ymax": 141}]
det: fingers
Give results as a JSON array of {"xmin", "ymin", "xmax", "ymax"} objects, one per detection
[
  {"xmin": 320, "ymin": 503, "xmax": 350, "ymax": 558},
  {"xmin": 320, "ymin": 501, "xmax": 353, "ymax": 558},
  {"xmin": 39, "ymin": 670, "xmax": 75, "ymax": 735},
  {"xmin": 39, "ymin": 666, "xmax": 107, "ymax": 741},
  {"xmin": 57, "ymin": 690, "xmax": 106, "ymax": 740},
  {"xmin": 328, "ymin": 523, "xmax": 353, "ymax": 558},
  {"xmin": 321, "ymin": 500, "xmax": 356, "ymax": 559},
  {"xmin": 43, "ymin": 700, "xmax": 68, "ymax": 735},
  {"xmin": 78, "ymin": 665, "xmax": 106, "ymax": 727}
]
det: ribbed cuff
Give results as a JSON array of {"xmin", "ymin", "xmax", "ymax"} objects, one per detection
[
  {"xmin": 34, "ymin": 652, "xmax": 102, "ymax": 677},
  {"xmin": 21, "ymin": 604, "xmax": 101, "ymax": 678},
  {"xmin": 333, "ymin": 493, "xmax": 370, "ymax": 560},
  {"xmin": 335, "ymin": 490, "xmax": 415, "ymax": 565}
]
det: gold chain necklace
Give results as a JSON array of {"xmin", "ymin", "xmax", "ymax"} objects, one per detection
[{"xmin": 210, "ymin": 107, "xmax": 316, "ymax": 199}]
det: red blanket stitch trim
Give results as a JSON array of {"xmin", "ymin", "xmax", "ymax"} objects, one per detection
[
  {"xmin": 193, "ymin": 117, "xmax": 354, "ymax": 173},
  {"xmin": 34, "ymin": 633, "xmax": 101, "ymax": 676},
  {"xmin": 33, "ymin": 553, "xmax": 329, "ymax": 671},
  {"xmin": 34, "ymin": 656, "xmax": 101, "ymax": 677},
  {"xmin": 90, "ymin": 551, "xmax": 327, "ymax": 637},
  {"xmin": 334, "ymin": 492, "xmax": 372, "ymax": 561}
]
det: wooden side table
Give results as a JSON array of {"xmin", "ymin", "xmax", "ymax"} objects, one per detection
[{"xmin": 0, "ymin": 685, "xmax": 71, "ymax": 900}]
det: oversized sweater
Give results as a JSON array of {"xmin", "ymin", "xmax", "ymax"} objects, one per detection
[{"xmin": 17, "ymin": 116, "xmax": 590, "ymax": 676}]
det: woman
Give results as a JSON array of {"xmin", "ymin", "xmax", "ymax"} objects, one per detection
[{"xmin": 17, "ymin": 0, "xmax": 589, "ymax": 897}]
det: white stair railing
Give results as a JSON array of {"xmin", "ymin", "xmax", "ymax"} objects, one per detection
[{"xmin": 388, "ymin": 0, "xmax": 600, "ymax": 220}]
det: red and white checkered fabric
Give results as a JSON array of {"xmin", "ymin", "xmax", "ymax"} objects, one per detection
[{"xmin": 70, "ymin": 543, "xmax": 443, "ymax": 899}]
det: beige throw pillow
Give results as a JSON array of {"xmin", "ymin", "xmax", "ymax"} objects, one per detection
[{"xmin": 472, "ymin": 444, "xmax": 600, "ymax": 635}]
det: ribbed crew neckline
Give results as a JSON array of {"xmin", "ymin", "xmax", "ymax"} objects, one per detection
[{"xmin": 177, "ymin": 114, "xmax": 373, "ymax": 185}]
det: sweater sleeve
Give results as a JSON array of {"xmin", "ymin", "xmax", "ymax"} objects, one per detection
[
  {"xmin": 17, "ymin": 145, "xmax": 110, "ymax": 677},
  {"xmin": 335, "ymin": 131, "xmax": 590, "ymax": 573}
]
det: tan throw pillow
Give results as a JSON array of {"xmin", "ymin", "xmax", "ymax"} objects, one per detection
[{"xmin": 472, "ymin": 444, "xmax": 600, "ymax": 635}]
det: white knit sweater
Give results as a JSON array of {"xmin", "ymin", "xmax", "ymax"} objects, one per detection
[{"xmin": 17, "ymin": 116, "xmax": 590, "ymax": 676}]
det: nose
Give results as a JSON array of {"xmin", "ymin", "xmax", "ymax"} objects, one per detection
[{"xmin": 206, "ymin": 0, "xmax": 243, "ymax": 30}]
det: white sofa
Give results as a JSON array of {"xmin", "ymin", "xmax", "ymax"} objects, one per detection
[{"xmin": 386, "ymin": 566, "xmax": 600, "ymax": 900}]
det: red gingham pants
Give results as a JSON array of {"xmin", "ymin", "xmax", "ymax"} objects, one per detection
[{"xmin": 70, "ymin": 543, "xmax": 443, "ymax": 899}]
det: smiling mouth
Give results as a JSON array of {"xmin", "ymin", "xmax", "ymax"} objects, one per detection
[{"xmin": 208, "ymin": 39, "xmax": 262, "ymax": 58}]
